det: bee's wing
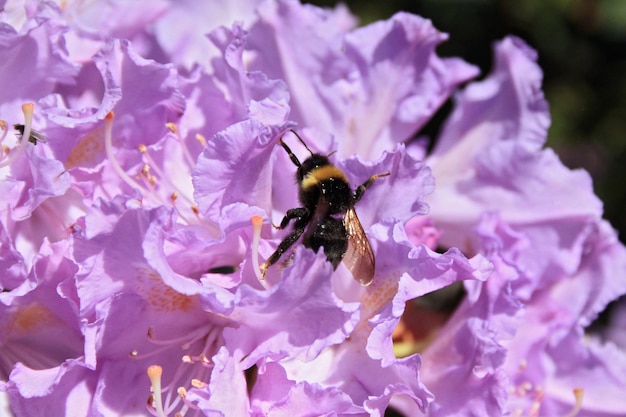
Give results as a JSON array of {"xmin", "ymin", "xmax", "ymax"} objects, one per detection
[
  {"xmin": 343, "ymin": 208, "xmax": 375, "ymax": 286},
  {"xmin": 29, "ymin": 130, "xmax": 48, "ymax": 144},
  {"xmin": 14, "ymin": 124, "xmax": 47, "ymax": 145}
]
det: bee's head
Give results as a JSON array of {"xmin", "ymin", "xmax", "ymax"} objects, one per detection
[{"xmin": 297, "ymin": 154, "xmax": 331, "ymax": 182}]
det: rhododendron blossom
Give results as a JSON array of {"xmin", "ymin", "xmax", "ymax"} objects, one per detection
[{"xmin": 1, "ymin": 1, "xmax": 625, "ymax": 416}]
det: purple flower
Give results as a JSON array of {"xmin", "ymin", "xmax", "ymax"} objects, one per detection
[
  {"xmin": 243, "ymin": 3, "xmax": 480, "ymax": 160},
  {"xmin": 417, "ymin": 36, "xmax": 626, "ymax": 416},
  {"xmin": 0, "ymin": 239, "xmax": 85, "ymax": 415},
  {"xmin": 1, "ymin": 1, "xmax": 625, "ymax": 416}
]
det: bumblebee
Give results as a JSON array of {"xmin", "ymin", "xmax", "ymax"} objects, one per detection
[{"xmin": 262, "ymin": 130, "xmax": 389, "ymax": 286}]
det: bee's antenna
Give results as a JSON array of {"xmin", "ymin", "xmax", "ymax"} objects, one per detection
[
  {"xmin": 288, "ymin": 129, "xmax": 314, "ymax": 155},
  {"xmin": 327, "ymin": 150, "xmax": 338, "ymax": 158},
  {"xmin": 279, "ymin": 136, "xmax": 302, "ymax": 168}
]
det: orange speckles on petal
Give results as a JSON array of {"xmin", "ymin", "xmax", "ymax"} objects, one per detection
[
  {"xmin": 8, "ymin": 303, "xmax": 55, "ymax": 333},
  {"xmin": 135, "ymin": 266, "xmax": 198, "ymax": 313},
  {"xmin": 360, "ymin": 271, "xmax": 401, "ymax": 319},
  {"xmin": 65, "ymin": 128, "xmax": 105, "ymax": 169},
  {"xmin": 146, "ymin": 285, "xmax": 197, "ymax": 313},
  {"xmin": 352, "ymin": 273, "xmax": 401, "ymax": 338}
]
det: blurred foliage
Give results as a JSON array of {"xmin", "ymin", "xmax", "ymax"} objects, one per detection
[{"xmin": 306, "ymin": 0, "xmax": 626, "ymax": 244}]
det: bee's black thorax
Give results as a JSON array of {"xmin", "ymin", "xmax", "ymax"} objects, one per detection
[
  {"xmin": 298, "ymin": 154, "xmax": 353, "ymax": 215},
  {"xmin": 296, "ymin": 154, "xmax": 330, "ymax": 182}
]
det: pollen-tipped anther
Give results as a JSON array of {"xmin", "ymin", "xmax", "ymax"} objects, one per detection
[
  {"xmin": 195, "ymin": 133, "xmax": 207, "ymax": 147},
  {"xmin": 250, "ymin": 215, "xmax": 266, "ymax": 283},
  {"xmin": 191, "ymin": 379, "xmax": 207, "ymax": 389},
  {"xmin": 165, "ymin": 122, "xmax": 178, "ymax": 134},
  {"xmin": 146, "ymin": 365, "xmax": 166, "ymax": 417},
  {"xmin": 0, "ymin": 103, "xmax": 35, "ymax": 168},
  {"xmin": 562, "ymin": 388, "xmax": 583, "ymax": 417},
  {"xmin": 0, "ymin": 120, "xmax": 8, "ymax": 143}
]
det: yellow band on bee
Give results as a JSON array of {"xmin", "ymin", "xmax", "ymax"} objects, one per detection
[{"xmin": 301, "ymin": 165, "xmax": 348, "ymax": 190}]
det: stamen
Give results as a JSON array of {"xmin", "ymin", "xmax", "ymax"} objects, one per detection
[
  {"xmin": 165, "ymin": 122, "xmax": 178, "ymax": 134},
  {"xmin": 164, "ymin": 122, "xmax": 195, "ymax": 168},
  {"xmin": 130, "ymin": 344, "xmax": 178, "ymax": 361},
  {"xmin": 141, "ymin": 164, "xmax": 157, "ymax": 189},
  {"xmin": 562, "ymin": 388, "xmax": 583, "ymax": 417},
  {"xmin": 198, "ymin": 325, "xmax": 222, "ymax": 358},
  {"xmin": 195, "ymin": 133, "xmax": 207, "ymax": 147},
  {"xmin": 136, "ymin": 142, "xmax": 223, "ymax": 235},
  {"xmin": 0, "ymin": 120, "xmax": 8, "ymax": 143},
  {"xmin": 519, "ymin": 360, "xmax": 527, "ymax": 372},
  {"xmin": 509, "ymin": 366, "xmax": 582, "ymax": 417},
  {"xmin": 175, "ymin": 387, "xmax": 199, "ymax": 417},
  {"xmin": 520, "ymin": 382, "xmax": 533, "ymax": 395},
  {"xmin": 0, "ymin": 103, "xmax": 34, "ymax": 168},
  {"xmin": 250, "ymin": 215, "xmax": 266, "ymax": 284},
  {"xmin": 19, "ymin": 103, "xmax": 33, "ymax": 139},
  {"xmin": 147, "ymin": 326, "xmax": 209, "ymax": 348},
  {"xmin": 136, "ymin": 135, "xmax": 220, "ymax": 237},
  {"xmin": 147, "ymin": 365, "xmax": 167, "ymax": 417},
  {"xmin": 103, "ymin": 112, "xmax": 155, "ymax": 202},
  {"xmin": 181, "ymin": 353, "xmax": 212, "ymax": 367},
  {"xmin": 131, "ymin": 326, "xmax": 213, "ymax": 361},
  {"xmin": 139, "ymin": 144, "xmax": 196, "ymax": 209},
  {"xmin": 191, "ymin": 379, "xmax": 207, "ymax": 389},
  {"xmin": 139, "ymin": 320, "xmax": 229, "ymax": 415}
]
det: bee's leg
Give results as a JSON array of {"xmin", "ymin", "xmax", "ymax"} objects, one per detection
[
  {"xmin": 263, "ymin": 225, "xmax": 306, "ymax": 271},
  {"xmin": 353, "ymin": 172, "xmax": 390, "ymax": 203},
  {"xmin": 262, "ymin": 209, "xmax": 310, "ymax": 276},
  {"xmin": 274, "ymin": 207, "xmax": 309, "ymax": 229}
]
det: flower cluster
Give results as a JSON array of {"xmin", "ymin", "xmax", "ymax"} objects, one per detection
[{"xmin": 1, "ymin": 1, "xmax": 625, "ymax": 416}]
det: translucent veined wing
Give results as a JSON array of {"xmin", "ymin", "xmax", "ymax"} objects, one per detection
[
  {"xmin": 343, "ymin": 208, "xmax": 375, "ymax": 286},
  {"xmin": 14, "ymin": 124, "xmax": 47, "ymax": 145}
]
